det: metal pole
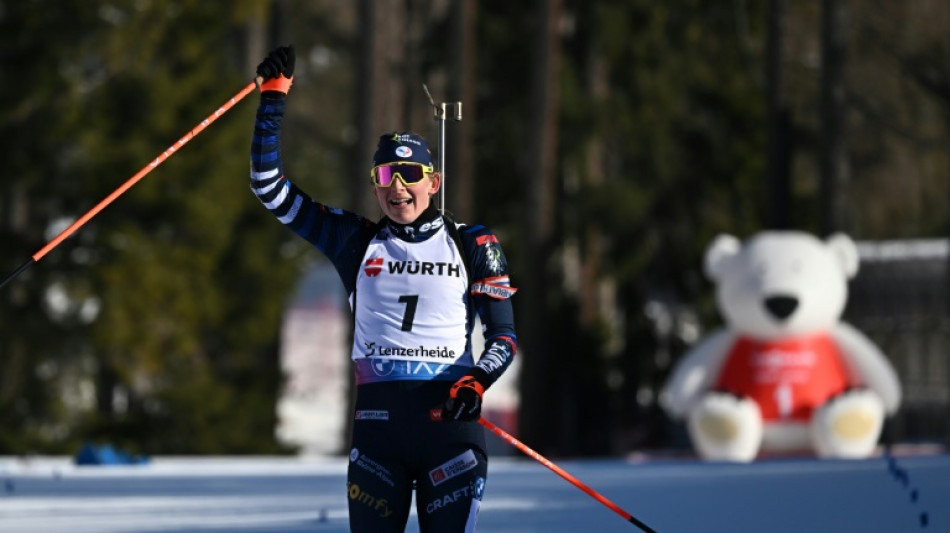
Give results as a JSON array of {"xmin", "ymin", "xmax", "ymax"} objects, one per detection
[
  {"xmin": 423, "ymin": 85, "xmax": 461, "ymax": 214},
  {"xmin": 439, "ymin": 104, "xmax": 447, "ymax": 212}
]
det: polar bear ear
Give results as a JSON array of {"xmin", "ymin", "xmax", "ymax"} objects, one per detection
[
  {"xmin": 704, "ymin": 234, "xmax": 741, "ymax": 281},
  {"xmin": 826, "ymin": 232, "xmax": 859, "ymax": 279}
]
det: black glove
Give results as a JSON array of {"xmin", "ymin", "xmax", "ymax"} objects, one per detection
[
  {"xmin": 441, "ymin": 373, "xmax": 486, "ymax": 421},
  {"xmin": 256, "ymin": 45, "xmax": 295, "ymax": 94}
]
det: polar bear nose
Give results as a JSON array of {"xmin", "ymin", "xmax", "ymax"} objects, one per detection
[{"xmin": 764, "ymin": 295, "xmax": 798, "ymax": 320}]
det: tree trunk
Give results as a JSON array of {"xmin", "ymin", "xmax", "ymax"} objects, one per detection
[
  {"xmin": 820, "ymin": 0, "xmax": 849, "ymax": 236},
  {"xmin": 519, "ymin": 0, "xmax": 562, "ymax": 452},
  {"xmin": 446, "ymin": 0, "xmax": 477, "ymax": 222},
  {"xmin": 352, "ymin": 0, "xmax": 410, "ymax": 218},
  {"xmin": 765, "ymin": 0, "xmax": 792, "ymax": 230}
]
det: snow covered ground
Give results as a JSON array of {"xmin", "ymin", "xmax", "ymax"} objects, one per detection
[{"xmin": 0, "ymin": 447, "xmax": 946, "ymax": 532}]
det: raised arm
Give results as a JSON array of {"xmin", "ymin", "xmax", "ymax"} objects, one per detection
[{"xmin": 250, "ymin": 46, "xmax": 375, "ymax": 294}]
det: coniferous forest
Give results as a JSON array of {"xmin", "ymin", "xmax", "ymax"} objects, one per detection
[{"xmin": 1, "ymin": 1, "xmax": 948, "ymax": 455}]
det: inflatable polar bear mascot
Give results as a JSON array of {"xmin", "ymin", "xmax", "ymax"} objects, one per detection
[{"xmin": 661, "ymin": 231, "xmax": 902, "ymax": 462}]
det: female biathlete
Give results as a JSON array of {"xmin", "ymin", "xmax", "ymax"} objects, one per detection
[{"xmin": 251, "ymin": 46, "xmax": 519, "ymax": 533}]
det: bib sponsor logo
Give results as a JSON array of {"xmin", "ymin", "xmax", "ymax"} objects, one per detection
[
  {"xmin": 368, "ymin": 358, "xmax": 451, "ymax": 377},
  {"xmin": 387, "ymin": 260, "xmax": 461, "ymax": 277},
  {"xmin": 368, "ymin": 355, "xmax": 394, "ymax": 376},
  {"xmin": 364, "ymin": 256, "xmax": 384, "ymax": 277},
  {"xmin": 363, "ymin": 257, "xmax": 462, "ymax": 279},
  {"xmin": 428, "ymin": 449, "xmax": 478, "ymax": 487},
  {"xmin": 362, "ymin": 344, "xmax": 457, "ymax": 360}
]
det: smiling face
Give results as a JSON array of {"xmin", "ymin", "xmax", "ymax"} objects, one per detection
[{"xmin": 372, "ymin": 171, "xmax": 441, "ymax": 224}]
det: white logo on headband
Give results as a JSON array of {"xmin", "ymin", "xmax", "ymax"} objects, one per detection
[{"xmin": 395, "ymin": 146, "xmax": 413, "ymax": 158}]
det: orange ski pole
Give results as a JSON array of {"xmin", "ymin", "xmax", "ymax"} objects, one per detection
[
  {"xmin": 478, "ymin": 417, "xmax": 658, "ymax": 532},
  {"xmin": 0, "ymin": 79, "xmax": 261, "ymax": 290}
]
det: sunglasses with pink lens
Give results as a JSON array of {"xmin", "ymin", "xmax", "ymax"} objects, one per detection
[{"xmin": 371, "ymin": 163, "xmax": 433, "ymax": 187}]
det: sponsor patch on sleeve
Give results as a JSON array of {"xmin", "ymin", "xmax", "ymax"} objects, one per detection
[{"xmin": 471, "ymin": 275, "xmax": 517, "ymax": 299}]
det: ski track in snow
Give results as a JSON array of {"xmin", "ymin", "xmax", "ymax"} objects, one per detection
[{"xmin": 0, "ymin": 452, "xmax": 946, "ymax": 532}]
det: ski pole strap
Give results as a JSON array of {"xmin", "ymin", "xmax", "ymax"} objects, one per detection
[{"xmin": 260, "ymin": 74, "xmax": 293, "ymax": 94}]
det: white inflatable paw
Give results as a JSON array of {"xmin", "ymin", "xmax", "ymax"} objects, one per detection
[
  {"xmin": 688, "ymin": 391, "xmax": 762, "ymax": 462},
  {"xmin": 811, "ymin": 389, "xmax": 884, "ymax": 459}
]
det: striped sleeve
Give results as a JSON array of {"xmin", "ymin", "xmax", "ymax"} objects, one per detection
[{"xmin": 250, "ymin": 96, "xmax": 369, "ymax": 268}]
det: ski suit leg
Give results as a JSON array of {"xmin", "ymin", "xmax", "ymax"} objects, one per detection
[
  {"xmin": 348, "ymin": 381, "xmax": 489, "ymax": 533},
  {"xmin": 415, "ymin": 423, "xmax": 488, "ymax": 533},
  {"xmin": 347, "ymin": 393, "xmax": 413, "ymax": 533},
  {"xmin": 346, "ymin": 444, "xmax": 413, "ymax": 532}
]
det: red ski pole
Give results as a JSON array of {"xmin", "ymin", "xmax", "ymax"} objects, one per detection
[
  {"xmin": 478, "ymin": 417, "xmax": 658, "ymax": 532},
  {"xmin": 0, "ymin": 78, "xmax": 261, "ymax": 290}
]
